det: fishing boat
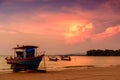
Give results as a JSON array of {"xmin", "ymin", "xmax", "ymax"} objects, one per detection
[
  {"xmin": 48, "ymin": 56, "xmax": 58, "ymax": 61},
  {"xmin": 5, "ymin": 45, "xmax": 45, "ymax": 72},
  {"xmin": 60, "ymin": 55, "xmax": 71, "ymax": 61}
]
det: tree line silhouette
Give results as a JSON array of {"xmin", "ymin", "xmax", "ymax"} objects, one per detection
[{"xmin": 86, "ymin": 49, "xmax": 120, "ymax": 56}]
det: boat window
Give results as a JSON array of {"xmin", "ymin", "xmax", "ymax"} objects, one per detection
[
  {"xmin": 16, "ymin": 51, "xmax": 24, "ymax": 58},
  {"xmin": 26, "ymin": 48, "xmax": 35, "ymax": 58}
]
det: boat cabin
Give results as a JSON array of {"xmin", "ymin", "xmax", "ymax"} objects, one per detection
[{"xmin": 14, "ymin": 45, "xmax": 38, "ymax": 59}]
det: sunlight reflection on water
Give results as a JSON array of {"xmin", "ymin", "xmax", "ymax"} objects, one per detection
[{"xmin": 1, "ymin": 55, "xmax": 120, "ymax": 71}]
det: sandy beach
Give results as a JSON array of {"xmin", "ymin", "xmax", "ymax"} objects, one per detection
[{"xmin": 0, "ymin": 66, "xmax": 120, "ymax": 80}]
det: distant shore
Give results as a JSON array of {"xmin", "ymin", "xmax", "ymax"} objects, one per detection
[{"xmin": 0, "ymin": 66, "xmax": 120, "ymax": 80}]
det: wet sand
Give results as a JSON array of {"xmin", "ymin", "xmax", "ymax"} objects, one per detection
[{"xmin": 0, "ymin": 66, "xmax": 120, "ymax": 80}]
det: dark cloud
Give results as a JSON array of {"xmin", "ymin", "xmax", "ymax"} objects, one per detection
[
  {"xmin": 0, "ymin": 0, "xmax": 110, "ymax": 14},
  {"xmin": 104, "ymin": 0, "xmax": 120, "ymax": 13},
  {"xmin": 0, "ymin": 0, "xmax": 120, "ymax": 30}
]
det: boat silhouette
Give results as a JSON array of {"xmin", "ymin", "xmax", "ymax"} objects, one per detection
[{"xmin": 5, "ymin": 45, "xmax": 45, "ymax": 72}]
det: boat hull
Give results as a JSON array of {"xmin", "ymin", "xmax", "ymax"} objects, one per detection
[
  {"xmin": 61, "ymin": 56, "xmax": 71, "ymax": 61},
  {"xmin": 49, "ymin": 58, "xmax": 58, "ymax": 61},
  {"xmin": 6, "ymin": 55, "xmax": 44, "ymax": 70}
]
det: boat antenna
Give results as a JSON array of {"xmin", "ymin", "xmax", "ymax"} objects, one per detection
[{"xmin": 17, "ymin": 44, "xmax": 19, "ymax": 47}]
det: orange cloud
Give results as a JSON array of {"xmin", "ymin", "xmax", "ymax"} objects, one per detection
[
  {"xmin": 64, "ymin": 23, "xmax": 94, "ymax": 44},
  {"xmin": 2, "ymin": 11, "xmax": 89, "ymax": 36},
  {"xmin": 0, "ymin": 5, "xmax": 119, "ymax": 45},
  {"xmin": 64, "ymin": 24, "xmax": 120, "ymax": 44},
  {"xmin": 92, "ymin": 25, "xmax": 120, "ymax": 40}
]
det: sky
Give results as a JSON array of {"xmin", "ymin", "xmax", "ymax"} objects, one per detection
[{"xmin": 0, "ymin": 0, "xmax": 120, "ymax": 55}]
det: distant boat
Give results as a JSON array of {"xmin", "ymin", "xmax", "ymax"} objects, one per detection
[
  {"xmin": 48, "ymin": 56, "xmax": 58, "ymax": 61},
  {"xmin": 5, "ymin": 45, "xmax": 45, "ymax": 72},
  {"xmin": 60, "ymin": 55, "xmax": 71, "ymax": 61}
]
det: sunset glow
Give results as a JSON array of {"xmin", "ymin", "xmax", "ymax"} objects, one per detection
[
  {"xmin": 92, "ymin": 25, "xmax": 120, "ymax": 40},
  {"xmin": 0, "ymin": 0, "xmax": 120, "ymax": 55},
  {"xmin": 64, "ymin": 23, "xmax": 94, "ymax": 44},
  {"xmin": 65, "ymin": 25, "xmax": 81, "ymax": 38}
]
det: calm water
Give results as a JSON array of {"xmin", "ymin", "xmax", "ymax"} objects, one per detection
[{"xmin": 0, "ymin": 55, "xmax": 120, "ymax": 72}]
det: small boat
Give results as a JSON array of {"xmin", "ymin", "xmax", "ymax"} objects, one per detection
[
  {"xmin": 5, "ymin": 45, "xmax": 45, "ymax": 72},
  {"xmin": 60, "ymin": 55, "xmax": 71, "ymax": 61},
  {"xmin": 48, "ymin": 56, "xmax": 58, "ymax": 61}
]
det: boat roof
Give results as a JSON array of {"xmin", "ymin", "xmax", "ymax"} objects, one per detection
[{"xmin": 14, "ymin": 45, "xmax": 38, "ymax": 49}]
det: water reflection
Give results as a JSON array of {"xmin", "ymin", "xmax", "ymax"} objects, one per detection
[{"xmin": 1, "ymin": 56, "xmax": 120, "ymax": 71}]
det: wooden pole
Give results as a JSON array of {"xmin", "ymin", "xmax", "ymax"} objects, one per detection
[{"xmin": 43, "ymin": 51, "xmax": 46, "ymax": 72}]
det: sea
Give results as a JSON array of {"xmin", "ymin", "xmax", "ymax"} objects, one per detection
[{"xmin": 0, "ymin": 55, "xmax": 120, "ymax": 72}]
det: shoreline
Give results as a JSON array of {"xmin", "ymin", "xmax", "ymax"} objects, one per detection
[{"xmin": 0, "ymin": 66, "xmax": 120, "ymax": 80}]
